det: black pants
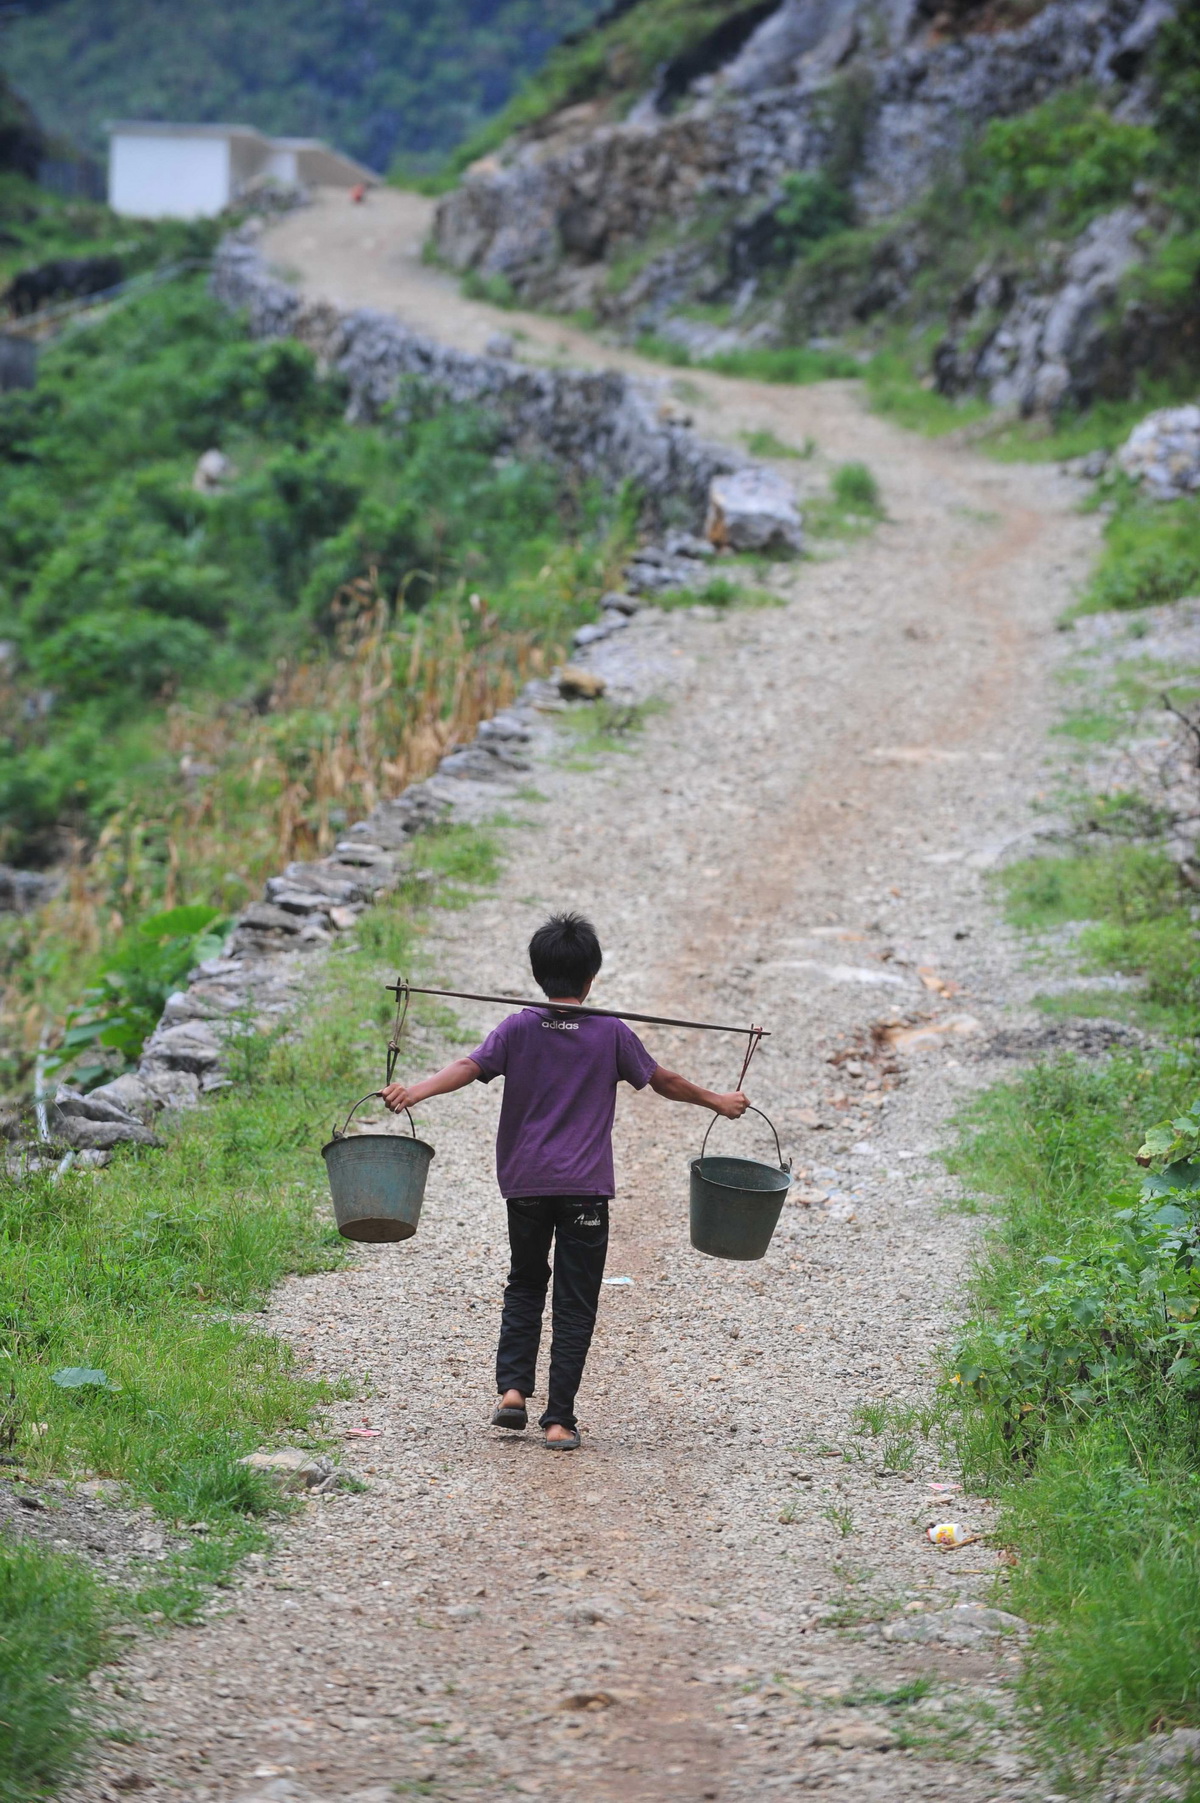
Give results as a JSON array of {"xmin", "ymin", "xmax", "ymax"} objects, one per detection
[{"xmin": 496, "ymin": 1196, "xmax": 609, "ymax": 1430}]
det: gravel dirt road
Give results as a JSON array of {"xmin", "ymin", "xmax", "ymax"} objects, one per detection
[{"xmin": 84, "ymin": 190, "xmax": 1104, "ymax": 1803}]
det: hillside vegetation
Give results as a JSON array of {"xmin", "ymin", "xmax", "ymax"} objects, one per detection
[
  {"xmin": 0, "ymin": 0, "xmax": 606, "ymax": 174},
  {"xmin": 435, "ymin": 0, "xmax": 1200, "ymax": 437},
  {"xmin": 447, "ymin": 0, "xmax": 775, "ymax": 170},
  {"xmin": 0, "ymin": 272, "xmax": 624, "ymax": 1084}
]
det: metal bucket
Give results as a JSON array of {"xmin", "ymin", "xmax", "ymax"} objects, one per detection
[
  {"xmin": 322, "ymin": 1100, "xmax": 434, "ymax": 1243},
  {"xmin": 690, "ymin": 1106, "xmax": 790, "ymax": 1261}
]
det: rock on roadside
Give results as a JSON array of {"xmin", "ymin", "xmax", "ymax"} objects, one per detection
[
  {"xmin": 706, "ymin": 467, "xmax": 803, "ymax": 554},
  {"xmin": 238, "ymin": 1448, "xmax": 341, "ymax": 1494},
  {"xmin": 882, "ymin": 1605, "xmax": 1028, "ymax": 1646},
  {"xmin": 1117, "ymin": 403, "xmax": 1200, "ymax": 501}
]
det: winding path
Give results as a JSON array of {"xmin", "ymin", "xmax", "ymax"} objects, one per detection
[{"xmin": 91, "ymin": 190, "xmax": 1099, "ymax": 1803}]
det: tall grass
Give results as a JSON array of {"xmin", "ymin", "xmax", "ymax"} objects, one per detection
[{"xmin": 0, "ymin": 1543, "xmax": 114, "ymax": 1803}]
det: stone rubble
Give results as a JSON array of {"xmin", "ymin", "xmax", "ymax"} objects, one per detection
[
  {"xmin": 1116, "ymin": 402, "xmax": 1200, "ymax": 500},
  {"xmin": 1100, "ymin": 1728, "xmax": 1200, "ymax": 1802},
  {"xmin": 0, "ymin": 863, "xmax": 58, "ymax": 914},
  {"xmin": 881, "ymin": 1604, "xmax": 1028, "ymax": 1646},
  {"xmin": 238, "ymin": 1449, "xmax": 345, "ymax": 1495}
]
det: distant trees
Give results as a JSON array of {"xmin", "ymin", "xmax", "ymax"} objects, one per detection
[{"xmin": 0, "ymin": 0, "xmax": 608, "ymax": 173}]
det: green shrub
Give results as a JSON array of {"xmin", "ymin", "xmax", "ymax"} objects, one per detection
[
  {"xmin": 1133, "ymin": 223, "xmax": 1200, "ymax": 311},
  {"xmin": 775, "ymin": 171, "xmax": 854, "ymax": 254},
  {"xmin": 35, "ymin": 609, "xmax": 215, "ymax": 701},
  {"xmin": 953, "ymin": 1176, "xmax": 1200, "ymax": 1440},
  {"xmin": 965, "ymin": 87, "xmax": 1156, "ymax": 233},
  {"xmin": 1154, "ymin": 0, "xmax": 1200, "ymax": 169},
  {"xmin": 831, "ymin": 460, "xmax": 881, "ymax": 513},
  {"xmin": 461, "ymin": 268, "xmax": 517, "ymax": 307},
  {"xmin": 1085, "ymin": 495, "xmax": 1200, "ymax": 612}
]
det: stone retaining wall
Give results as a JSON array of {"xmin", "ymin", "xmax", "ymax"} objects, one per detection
[{"xmin": 210, "ymin": 236, "xmax": 738, "ymax": 526}]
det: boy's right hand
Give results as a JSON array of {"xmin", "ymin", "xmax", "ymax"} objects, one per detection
[
  {"xmin": 380, "ymin": 1082, "xmax": 411, "ymax": 1113},
  {"xmin": 715, "ymin": 1090, "xmax": 749, "ymax": 1119}
]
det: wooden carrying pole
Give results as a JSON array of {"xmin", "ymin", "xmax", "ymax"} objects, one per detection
[{"xmin": 386, "ymin": 980, "xmax": 768, "ymax": 1042}]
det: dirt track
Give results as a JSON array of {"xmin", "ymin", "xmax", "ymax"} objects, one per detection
[{"xmin": 88, "ymin": 191, "xmax": 1102, "ymax": 1802}]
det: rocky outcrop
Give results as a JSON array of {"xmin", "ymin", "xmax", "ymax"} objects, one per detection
[
  {"xmin": 932, "ymin": 206, "xmax": 1152, "ymax": 416},
  {"xmin": 431, "ymin": 0, "xmax": 1160, "ymax": 328},
  {"xmin": 211, "ymin": 236, "xmax": 738, "ymax": 525},
  {"xmin": 1117, "ymin": 403, "xmax": 1200, "ymax": 499}
]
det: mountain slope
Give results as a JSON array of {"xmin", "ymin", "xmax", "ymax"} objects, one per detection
[
  {"xmin": 432, "ymin": 0, "xmax": 1200, "ymax": 419},
  {"xmin": 0, "ymin": 0, "xmax": 607, "ymax": 173}
]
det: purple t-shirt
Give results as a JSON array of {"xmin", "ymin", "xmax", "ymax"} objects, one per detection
[{"xmin": 469, "ymin": 1007, "xmax": 658, "ymax": 1198}]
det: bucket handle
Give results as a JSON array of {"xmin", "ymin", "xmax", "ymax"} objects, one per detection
[
  {"xmin": 331, "ymin": 1091, "xmax": 418, "ymax": 1142},
  {"xmin": 699, "ymin": 1104, "xmax": 789, "ymax": 1172}
]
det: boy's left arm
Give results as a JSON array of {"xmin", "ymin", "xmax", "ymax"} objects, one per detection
[{"xmin": 649, "ymin": 1067, "xmax": 748, "ymax": 1118}]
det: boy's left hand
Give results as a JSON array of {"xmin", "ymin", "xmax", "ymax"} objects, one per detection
[
  {"xmin": 714, "ymin": 1090, "xmax": 749, "ymax": 1119},
  {"xmin": 380, "ymin": 1082, "xmax": 411, "ymax": 1113}
]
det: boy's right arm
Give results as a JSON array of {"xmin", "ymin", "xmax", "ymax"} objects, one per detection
[{"xmin": 381, "ymin": 1057, "xmax": 481, "ymax": 1113}]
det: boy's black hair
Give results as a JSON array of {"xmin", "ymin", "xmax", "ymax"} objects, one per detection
[{"xmin": 529, "ymin": 912, "xmax": 603, "ymax": 998}]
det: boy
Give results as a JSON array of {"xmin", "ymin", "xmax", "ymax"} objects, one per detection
[{"xmin": 381, "ymin": 912, "xmax": 748, "ymax": 1451}]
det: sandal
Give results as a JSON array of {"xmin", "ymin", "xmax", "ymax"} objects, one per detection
[
  {"xmin": 543, "ymin": 1429, "xmax": 582, "ymax": 1451},
  {"xmin": 491, "ymin": 1402, "xmax": 528, "ymax": 1430}
]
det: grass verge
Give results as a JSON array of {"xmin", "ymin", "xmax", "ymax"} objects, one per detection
[
  {"xmin": 945, "ymin": 1051, "xmax": 1200, "ymax": 1771},
  {"xmin": 0, "ymin": 825, "xmax": 503, "ymax": 1792},
  {"xmin": 997, "ymin": 844, "xmax": 1200, "ymax": 1033},
  {"xmin": 633, "ymin": 334, "xmax": 862, "ymax": 383}
]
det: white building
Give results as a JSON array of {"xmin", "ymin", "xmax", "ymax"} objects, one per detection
[{"xmin": 108, "ymin": 122, "xmax": 377, "ymax": 219}]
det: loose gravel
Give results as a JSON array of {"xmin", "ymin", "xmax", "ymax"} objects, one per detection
[{"xmin": 70, "ymin": 202, "xmax": 1106, "ymax": 1803}]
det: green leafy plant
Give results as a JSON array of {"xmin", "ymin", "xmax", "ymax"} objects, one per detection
[
  {"xmin": 51, "ymin": 903, "xmax": 226, "ymax": 1084},
  {"xmin": 1138, "ymin": 1098, "xmax": 1200, "ymax": 1172},
  {"xmin": 50, "ymin": 1367, "xmax": 113, "ymax": 1390}
]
